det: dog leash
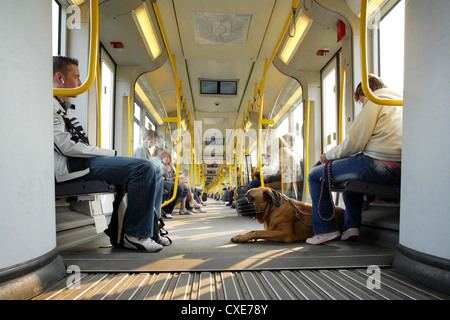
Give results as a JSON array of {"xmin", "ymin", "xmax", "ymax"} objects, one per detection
[
  {"xmin": 281, "ymin": 193, "xmax": 313, "ymax": 227},
  {"xmin": 317, "ymin": 161, "xmax": 336, "ymax": 222}
]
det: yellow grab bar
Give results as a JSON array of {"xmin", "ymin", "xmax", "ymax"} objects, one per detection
[
  {"xmin": 152, "ymin": 0, "xmax": 183, "ymax": 208},
  {"xmin": 305, "ymin": 100, "xmax": 311, "ymax": 196},
  {"xmin": 360, "ymin": 0, "xmax": 402, "ymax": 106},
  {"xmin": 339, "ymin": 66, "xmax": 345, "ymax": 144},
  {"xmin": 53, "ymin": 0, "xmax": 99, "ymax": 97},
  {"xmin": 127, "ymin": 96, "xmax": 132, "ymax": 157},
  {"xmin": 257, "ymin": 0, "xmax": 301, "ymax": 185},
  {"xmin": 97, "ymin": 58, "xmax": 102, "ymax": 148}
]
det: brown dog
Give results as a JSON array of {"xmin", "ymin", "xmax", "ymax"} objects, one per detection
[{"xmin": 231, "ymin": 187, "xmax": 344, "ymax": 243}]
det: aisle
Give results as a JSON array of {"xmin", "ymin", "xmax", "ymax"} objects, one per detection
[{"xmin": 60, "ymin": 200, "xmax": 394, "ymax": 272}]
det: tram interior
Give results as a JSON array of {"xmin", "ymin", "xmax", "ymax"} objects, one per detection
[
  {"xmin": 53, "ymin": 0, "xmax": 403, "ymax": 272},
  {"xmin": 13, "ymin": 0, "xmax": 445, "ymax": 299}
]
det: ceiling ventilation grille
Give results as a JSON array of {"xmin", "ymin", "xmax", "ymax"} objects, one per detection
[{"xmin": 193, "ymin": 12, "xmax": 252, "ymax": 45}]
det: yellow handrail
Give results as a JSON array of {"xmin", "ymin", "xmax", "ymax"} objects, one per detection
[
  {"xmin": 360, "ymin": 0, "xmax": 402, "ymax": 106},
  {"xmin": 339, "ymin": 66, "xmax": 345, "ymax": 144},
  {"xmin": 127, "ymin": 96, "xmax": 132, "ymax": 157},
  {"xmin": 152, "ymin": 0, "xmax": 182, "ymax": 208},
  {"xmin": 258, "ymin": 0, "xmax": 301, "ymax": 185},
  {"xmin": 305, "ymin": 100, "xmax": 311, "ymax": 196},
  {"xmin": 97, "ymin": 58, "xmax": 102, "ymax": 148},
  {"xmin": 53, "ymin": 0, "xmax": 99, "ymax": 97}
]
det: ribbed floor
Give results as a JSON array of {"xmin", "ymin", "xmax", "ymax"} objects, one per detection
[
  {"xmin": 41, "ymin": 201, "xmax": 449, "ymax": 301},
  {"xmin": 34, "ymin": 268, "xmax": 448, "ymax": 300}
]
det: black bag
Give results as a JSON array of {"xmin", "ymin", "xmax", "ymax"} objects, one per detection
[{"xmin": 104, "ymin": 185, "xmax": 171, "ymax": 248}]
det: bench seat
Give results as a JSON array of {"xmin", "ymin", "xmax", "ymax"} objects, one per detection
[
  {"xmin": 331, "ymin": 179, "xmax": 400, "ymax": 198},
  {"xmin": 55, "ymin": 180, "xmax": 116, "ymax": 197}
]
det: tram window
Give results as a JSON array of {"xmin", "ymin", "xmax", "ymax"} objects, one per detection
[
  {"xmin": 292, "ymin": 102, "xmax": 303, "ymax": 154},
  {"xmin": 322, "ymin": 65, "xmax": 338, "ymax": 152},
  {"xmin": 133, "ymin": 103, "xmax": 142, "ymax": 147},
  {"xmin": 379, "ymin": 0, "xmax": 405, "ymax": 92},
  {"xmin": 145, "ymin": 115, "xmax": 156, "ymax": 131},
  {"xmin": 276, "ymin": 116, "xmax": 289, "ymax": 138},
  {"xmin": 100, "ymin": 56, "xmax": 115, "ymax": 149},
  {"xmin": 52, "ymin": 0, "xmax": 61, "ymax": 55}
]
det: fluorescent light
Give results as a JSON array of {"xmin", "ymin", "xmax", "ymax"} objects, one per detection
[
  {"xmin": 132, "ymin": 2, "xmax": 162, "ymax": 60},
  {"xmin": 358, "ymin": 0, "xmax": 386, "ymax": 18},
  {"xmin": 70, "ymin": 0, "xmax": 85, "ymax": 5},
  {"xmin": 135, "ymin": 83, "xmax": 164, "ymax": 125},
  {"xmin": 279, "ymin": 11, "xmax": 312, "ymax": 64}
]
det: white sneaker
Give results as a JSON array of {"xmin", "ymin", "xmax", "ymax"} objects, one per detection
[
  {"xmin": 124, "ymin": 234, "xmax": 163, "ymax": 252},
  {"xmin": 179, "ymin": 209, "xmax": 193, "ymax": 215},
  {"xmin": 190, "ymin": 208, "xmax": 199, "ymax": 213},
  {"xmin": 158, "ymin": 235, "xmax": 172, "ymax": 246},
  {"xmin": 162, "ymin": 210, "xmax": 173, "ymax": 219}
]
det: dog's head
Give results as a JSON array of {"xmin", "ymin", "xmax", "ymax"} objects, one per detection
[
  {"xmin": 236, "ymin": 187, "xmax": 283, "ymax": 219},
  {"xmin": 246, "ymin": 187, "xmax": 282, "ymax": 208}
]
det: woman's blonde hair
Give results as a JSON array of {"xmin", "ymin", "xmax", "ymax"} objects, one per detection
[{"xmin": 354, "ymin": 74, "xmax": 387, "ymax": 102}]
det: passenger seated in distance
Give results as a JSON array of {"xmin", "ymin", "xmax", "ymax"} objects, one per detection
[{"xmin": 135, "ymin": 130, "xmax": 188, "ymax": 219}]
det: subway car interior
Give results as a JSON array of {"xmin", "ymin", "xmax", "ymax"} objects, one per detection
[{"xmin": 0, "ymin": 0, "xmax": 449, "ymax": 301}]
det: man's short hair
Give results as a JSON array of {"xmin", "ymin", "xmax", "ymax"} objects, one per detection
[{"xmin": 53, "ymin": 56, "xmax": 79, "ymax": 76}]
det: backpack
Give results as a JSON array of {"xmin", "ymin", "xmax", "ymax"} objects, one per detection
[{"xmin": 104, "ymin": 185, "xmax": 171, "ymax": 248}]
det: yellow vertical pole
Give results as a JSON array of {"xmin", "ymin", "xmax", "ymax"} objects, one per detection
[
  {"xmin": 305, "ymin": 100, "xmax": 311, "ymax": 196},
  {"xmin": 339, "ymin": 66, "xmax": 345, "ymax": 144},
  {"xmin": 127, "ymin": 96, "xmax": 132, "ymax": 157},
  {"xmin": 97, "ymin": 58, "xmax": 102, "ymax": 148}
]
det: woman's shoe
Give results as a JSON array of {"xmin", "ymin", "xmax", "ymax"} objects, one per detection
[
  {"xmin": 341, "ymin": 228, "xmax": 360, "ymax": 241},
  {"xmin": 306, "ymin": 231, "xmax": 341, "ymax": 245}
]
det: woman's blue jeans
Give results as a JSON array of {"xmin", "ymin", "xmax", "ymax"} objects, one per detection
[
  {"xmin": 84, "ymin": 156, "xmax": 163, "ymax": 239},
  {"xmin": 307, "ymin": 153, "xmax": 401, "ymax": 234}
]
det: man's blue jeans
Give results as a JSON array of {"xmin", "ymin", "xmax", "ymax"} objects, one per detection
[
  {"xmin": 84, "ymin": 156, "xmax": 163, "ymax": 239},
  {"xmin": 307, "ymin": 153, "xmax": 401, "ymax": 234}
]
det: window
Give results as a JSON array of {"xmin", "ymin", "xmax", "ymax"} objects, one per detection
[
  {"xmin": 145, "ymin": 115, "xmax": 156, "ymax": 131},
  {"xmin": 322, "ymin": 63, "xmax": 338, "ymax": 152},
  {"xmin": 100, "ymin": 60, "xmax": 114, "ymax": 149},
  {"xmin": 379, "ymin": 0, "xmax": 405, "ymax": 92},
  {"xmin": 134, "ymin": 103, "xmax": 142, "ymax": 148},
  {"xmin": 52, "ymin": 0, "xmax": 61, "ymax": 55}
]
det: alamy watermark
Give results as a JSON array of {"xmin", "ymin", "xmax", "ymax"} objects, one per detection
[
  {"xmin": 366, "ymin": 265, "xmax": 381, "ymax": 290},
  {"xmin": 66, "ymin": 5, "xmax": 81, "ymax": 30},
  {"xmin": 66, "ymin": 265, "xmax": 81, "ymax": 289}
]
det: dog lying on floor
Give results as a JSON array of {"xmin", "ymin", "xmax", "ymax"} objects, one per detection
[{"xmin": 231, "ymin": 187, "xmax": 344, "ymax": 243}]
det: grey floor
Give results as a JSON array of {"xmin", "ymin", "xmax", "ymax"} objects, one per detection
[{"xmin": 61, "ymin": 200, "xmax": 395, "ymax": 272}]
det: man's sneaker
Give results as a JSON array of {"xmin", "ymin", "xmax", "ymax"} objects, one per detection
[
  {"xmin": 306, "ymin": 231, "xmax": 341, "ymax": 245},
  {"xmin": 190, "ymin": 208, "xmax": 199, "ymax": 213},
  {"xmin": 162, "ymin": 210, "xmax": 174, "ymax": 219},
  {"xmin": 341, "ymin": 228, "xmax": 360, "ymax": 241},
  {"xmin": 196, "ymin": 208, "xmax": 206, "ymax": 213},
  {"xmin": 124, "ymin": 234, "xmax": 163, "ymax": 252},
  {"xmin": 158, "ymin": 236, "xmax": 172, "ymax": 246},
  {"xmin": 179, "ymin": 208, "xmax": 193, "ymax": 215}
]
